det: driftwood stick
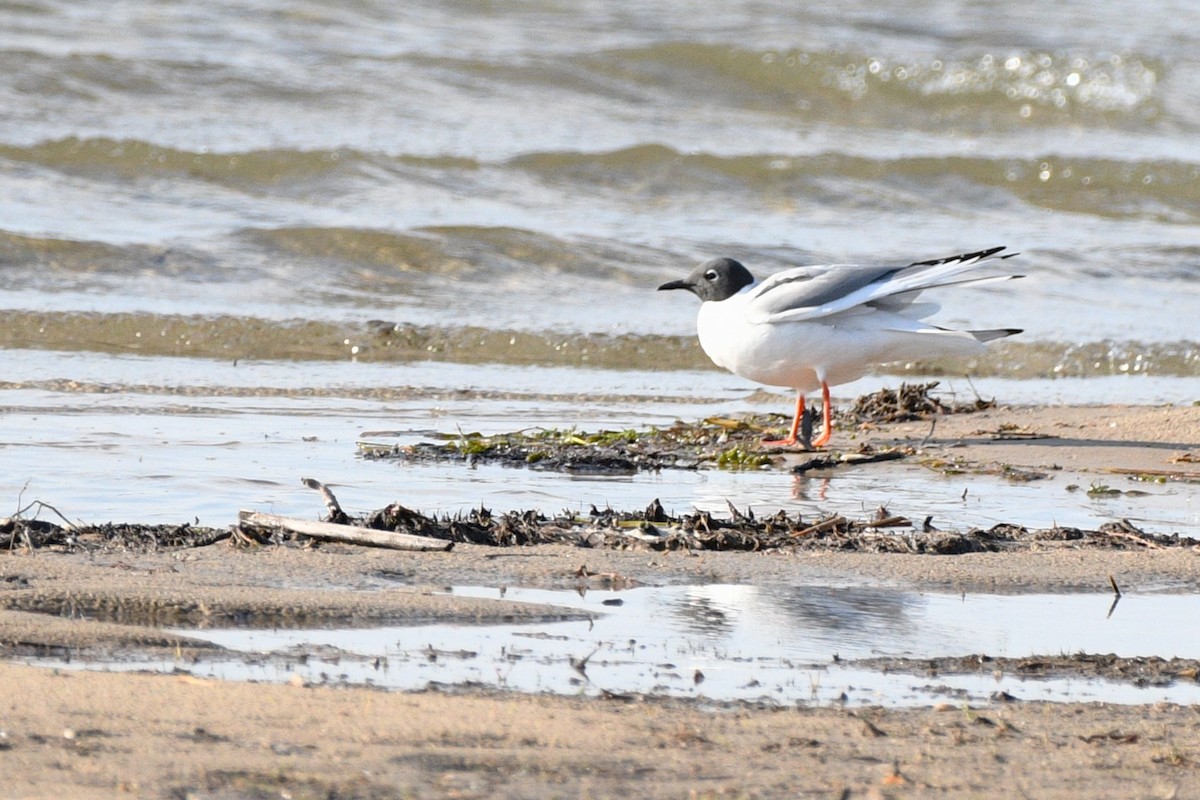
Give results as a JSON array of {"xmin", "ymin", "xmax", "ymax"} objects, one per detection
[
  {"xmin": 792, "ymin": 449, "xmax": 906, "ymax": 474},
  {"xmin": 610, "ymin": 527, "xmax": 669, "ymax": 543},
  {"xmin": 866, "ymin": 515, "xmax": 912, "ymax": 529},
  {"xmin": 1103, "ymin": 466, "xmax": 1200, "ymax": 481},
  {"xmin": 1100, "ymin": 529, "xmax": 1164, "ymax": 550},
  {"xmin": 791, "ymin": 515, "xmax": 847, "ymax": 538},
  {"xmin": 238, "ymin": 510, "xmax": 453, "ymax": 552},
  {"xmin": 300, "ymin": 477, "xmax": 348, "ymax": 522},
  {"xmin": 7, "ymin": 499, "xmax": 82, "ymax": 531}
]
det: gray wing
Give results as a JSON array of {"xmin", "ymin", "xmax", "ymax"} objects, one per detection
[{"xmin": 744, "ymin": 247, "xmax": 1018, "ymax": 324}]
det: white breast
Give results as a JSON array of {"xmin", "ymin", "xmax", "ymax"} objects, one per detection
[{"xmin": 696, "ymin": 294, "xmax": 824, "ymax": 393}]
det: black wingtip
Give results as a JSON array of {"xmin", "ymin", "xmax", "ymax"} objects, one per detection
[
  {"xmin": 908, "ymin": 246, "xmax": 1012, "ymax": 268},
  {"xmin": 972, "ymin": 327, "xmax": 1023, "ymax": 342}
]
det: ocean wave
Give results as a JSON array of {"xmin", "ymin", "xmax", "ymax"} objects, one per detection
[
  {"xmin": 578, "ymin": 42, "xmax": 1163, "ymax": 126},
  {"xmin": 6, "ymin": 133, "xmax": 1196, "ymax": 224},
  {"xmin": 3, "ymin": 48, "xmax": 337, "ymax": 104},
  {"xmin": 242, "ymin": 227, "xmax": 459, "ymax": 274},
  {"xmin": 513, "ymin": 146, "xmax": 1200, "ymax": 223},
  {"xmin": 0, "ymin": 136, "xmax": 391, "ymax": 191},
  {"xmin": 0, "ymin": 135, "xmax": 497, "ymax": 201},
  {"xmin": 240, "ymin": 225, "xmax": 652, "ymax": 281},
  {"xmin": 0, "ymin": 230, "xmax": 217, "ymax": 277}
]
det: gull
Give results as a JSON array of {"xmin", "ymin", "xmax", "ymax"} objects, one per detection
[{"xmin": 658, "ymin": 246, "xmax": 1022, "ymax": 449}]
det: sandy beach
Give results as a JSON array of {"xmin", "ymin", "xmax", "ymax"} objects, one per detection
[
  {"xmin": 2, "ymin": 661, "xmax": 1197, "ymax": 800},
  {"xmin": 1, "ymin": 402, "xmax": 1198, "ymax": 798}
]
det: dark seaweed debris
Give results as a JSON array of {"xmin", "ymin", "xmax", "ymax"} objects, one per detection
[
  {"xmin": 3, "ymin": 502, "xmax": 1194, "ymax": 554},
  {"xmin": 246, "ymin": 500, "xmax": 1193, "ymax": 554},
  {"xmin": 846, "ymin": 380, "xmax": 994, "ymax": 423},
  {"xmin": 359, "ymin": 382, "xmax": 989, "ymax": 474},
  {"xmin": 359, "ymin": 417, "xmax": 781, "ymax": 473},
  {"xmin": 2, "ymin": 518, "xmax": 229, "ymax": 553}
]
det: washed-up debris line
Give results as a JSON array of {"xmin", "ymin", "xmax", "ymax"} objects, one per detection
[
  {"xmin": 5, "ymin": 500, "xmax": 1194, "ymax": 554},
  {"xmin": 289, "ymin": 503, "xmax": 1187, "ymax": 553},
  {"xmin": 1, "ymin": 518, "xmax": 229, "ymax": 553},
  {"xmin": 360, "ymin": 382, "xmax": 984, "ymax": 474},
  {"xmin": 857, "ymin": 652, "xmax": 1200, "ymax": 689}
]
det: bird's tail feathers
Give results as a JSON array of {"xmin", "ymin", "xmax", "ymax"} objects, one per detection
[{"xmin": 914, "ymin": 273, "xmax": 1024, "ymax": 294}]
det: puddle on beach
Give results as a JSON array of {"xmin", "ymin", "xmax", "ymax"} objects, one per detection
[{"xmin": 27, "ymin": 584, "xmax": 1200, "ymax": 709}]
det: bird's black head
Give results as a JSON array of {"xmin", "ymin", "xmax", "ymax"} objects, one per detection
[{"xmin": 657, "ymin": 257, "xmax": 755, "ymax": 302}]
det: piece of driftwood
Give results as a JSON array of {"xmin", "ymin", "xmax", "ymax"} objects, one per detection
[
  {"xmin": 792, "ymin": 449, "xmax": 906, "ymax": 474},
  {"xmin": 300, "ymin": 477, "xmax": 349, "ymax": 523},
  {"xmin": 238, "ymin": 510, "xmax": 453, "ymax": 552},
  {"xmin": 1103, "ymin": 466, "xmax": 1200, "ymax": 482}
]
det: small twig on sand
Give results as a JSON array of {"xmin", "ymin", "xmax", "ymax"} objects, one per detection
[
  {"xmin": 6, "ymin": 499, "xmax": 82, "ymax": 531},
  {"xmin": 5, "ymin": 497, "xmax": 83, "ymax": 550},
  {"xmin": 964, "ymin": 374, "xmax": 983, "ymax": 403},
  {"xmin": 921, "ymin": 417, "xmax": 937, "ymax": 447},
  {"xmin": 1107, "ymin": 574, "xmax": 1123, "ymax": 619},
  {"xmin": 847, "ymin": 711, "xmax": 888, "ymax": 738},
  {"xmin": 792, "ymin": 515, "xmax": 847, "ymax": 538},
  {"xmin": 570, "ymin": 649, "xmax": 596, "ymax": 680},
  {"xmin": 1103, "ymin": 529, "xmax": 1164, "ymax": 550},
  {"xmin": 300, "ymin": 477, "xmax": 349, "ymax": 523}
]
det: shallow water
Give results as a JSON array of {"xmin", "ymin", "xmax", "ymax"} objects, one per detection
[
  {"xmin": 4, "ymin": 351, "xmax": 1197, "ymax": 531},
  {"xmin": 32, "ymin": 584, "xmax": 1200, "ymax": 707}
]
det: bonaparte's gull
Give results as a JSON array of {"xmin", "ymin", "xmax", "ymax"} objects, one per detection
[{"xmin": 658, "ymin": 247, "xmax": 1022, "ymax": 448}]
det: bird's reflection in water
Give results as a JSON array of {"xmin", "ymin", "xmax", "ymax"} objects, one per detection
[
  {"xmin": 791, "ymin": 473, "xmax": 830, "ymax": 502},
  {"xmin": 662, "ymin": 584, "xmax": 917, "ymax": 650}
]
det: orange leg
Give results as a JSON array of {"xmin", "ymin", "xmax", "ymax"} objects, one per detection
[
  {"xmin": 762, "ymin": 394, "xmax": 807, "ymax": 448},
  {"xmin": 762, "ymin": 382, "xmax": 833, "ymax": 449}
]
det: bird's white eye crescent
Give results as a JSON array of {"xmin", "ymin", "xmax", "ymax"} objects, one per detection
[{"xmin": 704, "ymin": 269, "xmax": 718, "ymax": 281}]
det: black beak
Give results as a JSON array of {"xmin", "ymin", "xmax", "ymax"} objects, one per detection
[{"xmin": 657, "ymin": 279, "xmax": 691, "ymax": 292}]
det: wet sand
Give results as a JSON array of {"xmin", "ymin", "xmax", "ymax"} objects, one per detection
[
  {"xmin": 1, "ymin": 403, "xmax": 1198, "ymax": 798},
  {"xmin": 3, "ymin": 660, "xmax": 1197, "ymax": 800},
  {"xmin": 843, "ymin": 401, "xmax": 1200, "ymax": 477}
]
